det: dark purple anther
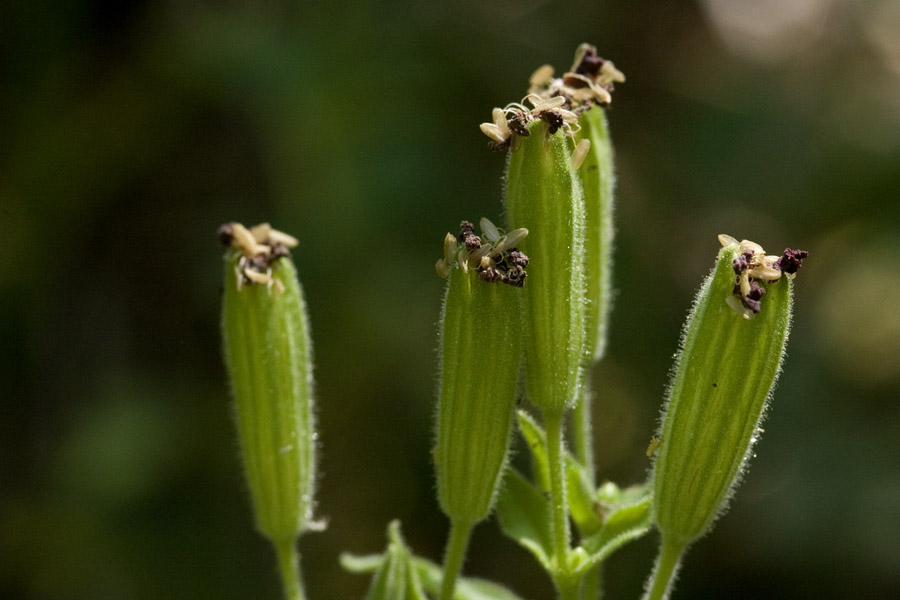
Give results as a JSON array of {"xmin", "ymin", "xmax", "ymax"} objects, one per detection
[
  {"xmin": 507, "ymin": 249, "xmax": 530, "ymax": 268},
  {"xmin": 541, "ymin": 110, "xmax": 564, "ymax": 134},
  {"xmin": 563, "ymin": 74, "xmax": 590, "ymax": 89},
  {"xmin": 464, "ymin": 236, "xmax": 482, "ymax": 251},
  {"xmin": 217, "ymin": 223, "xmax": 234, "ymax": 247},
  {"xmin": 505, "ymin": 267, "xmax": 527, "ymax": 287},
  {"xmin": 459, "ymin": 221, "xmax": 482, "ymax": 249},
  {"xmin": 249, "ymin": 255, "xmax": 268, "ymax": 272},
  {"xmin": 508, "ymin": 113, "xmax": 531, "ymax": 137},
  {"xmin": 740, "ymin": 281, "xmax": 766, "ymax": 313},
  {"xmin": 775, "ymin": 248, "xmax": 809, "ymax": 275},
  {"xmin": 743, "ymin": 297, "xmax": 762, "ymax": 313},
  {"xmin": 747, "ymin": 281, "xmax": 766, "ymax": 300},
  {"xmin": 732, "ymin": 250, "xmax": 753, "ymax": 274},
  {"xmin": 477, "ymin": 266, "xmax": 502, "ymax": 283},
  {"xmin": 270, "ymin": 242, "xmax": 291, "ymax": 260},
  {"xmin": 573, "ymin": 45, "xmax": 602, "ymax": 77}
]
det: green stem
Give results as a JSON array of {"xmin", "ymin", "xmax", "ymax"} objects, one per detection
[
  {"xmin": 572, "ymin": 374, "xmax": 596, "ymax": 488},
  {"xmin": 643, "ymin": 536, "xmax": 687, "ymax": 600},
  {"xmin": 544, "ymin": 409, "xmax": 572, "ymax": 577},
  {"xmin": 557, "ymin": 577, "xmax": 581, "ymax": 600},
  {"xmin": 274, "ymin": 537, "xmax": 306, "ymax": 600},
  {"xmin": 439, "ymin": 518, "xmax": 475, "ymax": 600},
  {"xmin": 582, "ymin": 563, "xmax": 603, "ymax": 600}
]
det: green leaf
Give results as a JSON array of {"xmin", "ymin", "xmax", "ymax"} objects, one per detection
[
  {"xmin": 339, "ymin": 552, "xmax": 383, "ymax": 574},
  {"xmin": 579, "ymin": 496, "xmax": 652, "ymax": 571},
  {"xmin": 413, "ymin": 557, "xmax": 525, "ymax": 600},
  {"xmin": 342, "ymin": 521, "xmax": 428, "ymax": 600},
  {"xmin": 344, "ymin": 523, "xmax": 518, "ymax": 600},
  {"xmin": 516, "ymin": 411, "xmax": 550, "ymax": 492},
  {"xmin": 566, "ymin": 460, "xmax": 604, "ymax": 538},
  {"xmin": 366, "ymin": 543, "xmax": 407, "ymax": 600},
  {"xmin": 495, "ymin": 468, "xmax": 552, "ymax": 569}
]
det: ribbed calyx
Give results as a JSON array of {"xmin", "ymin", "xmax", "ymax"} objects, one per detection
[
  {"xmin": 481, "ymin": 43, "xmax": 625, "ymax": 410},
  {"xmin": 435, "ymin": 219, "xmax": 526, "ymax": 523},
  {"xmin": 652, "ymin": 236, "xmax": 807, "ymax": 545},
  {"xmin": 504, "ymin": 120, "xmax": 587, "ymax": 413},
  {"xmin": 220, "ymin": 222, "xmax": 316, "ymax": 542},
  {"xmin": 575, "ymin": 104, "xmax": 616, "ymax": 362}
]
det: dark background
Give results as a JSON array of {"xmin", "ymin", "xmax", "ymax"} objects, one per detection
[{"xmin": 2, "ymin": 0, "xmax": 899, "ymax": 598}]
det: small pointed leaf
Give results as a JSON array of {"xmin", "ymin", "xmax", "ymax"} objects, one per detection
[
  {"xmin": 515, "ymin": 410, "xmax": 604, "ymax": 536},
  {"xmin": 580, "ymin": 496, "xmax": 652, "ymax": 572},
  {"xmin": 339, "ymin": 552, "xmax": 384, "ymax": 574},
  {"xmin": 413, "ymin": 557, "xmax": 526, "ymax": 600},
  {"xmin": 495, "ymin": 468, "xmax": 552, "ymax": 569}
]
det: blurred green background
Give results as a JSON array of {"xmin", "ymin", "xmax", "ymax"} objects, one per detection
[{"xmin": 2, "ymin": 0, "xmax": 900, "ymax": 598}]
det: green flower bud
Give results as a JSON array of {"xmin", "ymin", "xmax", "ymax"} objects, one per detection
[
  {"xmin": 652, "ymin": 235, "xmax": 807, "ymax": 545},
  {"xmin": 575, "ymin": 106, "xmax": 616, "ymax": 362},
  {"xmin": 435, "ymin": 219, "xmax": 526, "ymax": 523},
  {"xmin": 504, "ymin": 120, "xmax": 587, "ymax": 413},
  {"xmin": 219, "ymin": 222, "xmax": 315, "ymax": 543}
]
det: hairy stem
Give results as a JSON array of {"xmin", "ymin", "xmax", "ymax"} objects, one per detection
[
  {"xmin": 439, "ymin": 518, "xmax": 474, "ymax": 600},
  {"xmin": 544, "ymin": 409, "xmax": 572, "ymax": 582},
  {"xmin": 582, "ymin": 563, "xmax": 603, "ymax": 600},
  {"xmin": 274, "ymin": 537, "xmax": 306, "ymax": 600},
  {"xmin": 643, "ymin": 536, "xmax": 687, "ymax": 600}
]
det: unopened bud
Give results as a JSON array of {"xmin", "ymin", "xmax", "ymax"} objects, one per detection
[
  {"xmin": 220, "ymin": 222, "xmax": 316, "ymax": 543},
  {"xmin": 652, "ymin": 236, "xmax": 803, "ymax": 545},
  {"xmin": 435, "ymin": 222, "xmax": 525, "ymax": 523},
  {"xmin": 505, "ymin": 119, "xmax": 587, "ymax": 413}
]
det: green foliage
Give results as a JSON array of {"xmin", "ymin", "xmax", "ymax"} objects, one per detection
[
  {"xmin": 7, "ymin": 2, "xmax": 898, "ymax": 599},
  {"xmin": 364, "ymin": 522, "xmax": 428, "ymax": 600},
  {"xmin": 340, "ymin": 521, "xmax": 524, "ymax": 600},
  {"xmin": 220, "ymin": 46, "xmax": 806, "ymax": 600}
]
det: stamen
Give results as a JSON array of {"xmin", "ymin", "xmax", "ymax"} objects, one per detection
[
  {"xmin": 443, "ymin": 233, "xmax": 458, "ymax": 264},
  {"xmin": 480, "ymin": 122, "xmax": 508, "ymax": 144},
  {"xmin": 231, "ymin": 223, "xmax": 258, "ymax": 255},
  {"xmin": 572, "ymin": 138, "xmax": 591, "ymax": 170},
  {"xmin": 718, "ymin": 234, "xmax": 738, "ymax": 247},
  {"xmin": 599, "ymin": 60, "xmax": 626, "ymax": 84},
  {"xmin": 492, "ymin": 107, "xmax": 511, "ymax": 138},
  {"xmin": 250, "ymin": 223, "xmax": 271, "ymax": 243},
  {"xmin": 268, "ymin": 229, "xmax": 299, "ymax": 248},
  {"xmin": 479, "ymin": 218, "xmax": 501, "ymax": 244},
  {"xmin": 529, "ymin": 64, "xmax": 555, "ymax": 88}
]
